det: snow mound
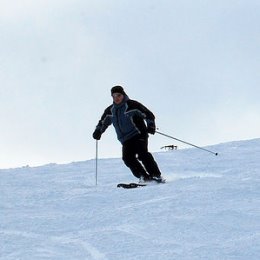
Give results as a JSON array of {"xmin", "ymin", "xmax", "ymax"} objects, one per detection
[{"xmin": 1, "ymin": 138, "xmax": 260, "ymax": 259}]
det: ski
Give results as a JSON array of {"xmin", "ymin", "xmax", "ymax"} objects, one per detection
[
  {"xmin": 117, "ymin": 183, "xmax": 146, "ymax": 189},
  {"xmin": 117, "ymin": 178, "xmax": 166, "ymax": 189}
]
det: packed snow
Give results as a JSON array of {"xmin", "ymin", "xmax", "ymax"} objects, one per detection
[{"xmin": 1, "ymin": 138, "xmax": 259, "ymax": 259}]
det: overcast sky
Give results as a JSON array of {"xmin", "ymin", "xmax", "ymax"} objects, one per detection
[{"xmin": 1, "ymin": 0, "xmax": 259, "ymax": 168}]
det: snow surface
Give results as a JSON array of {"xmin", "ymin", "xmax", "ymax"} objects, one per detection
[{"xmin": 1, "ymin": 138, "xmax": 260, "ymax": 260}]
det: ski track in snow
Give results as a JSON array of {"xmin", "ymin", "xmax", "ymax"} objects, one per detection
[
  {"xmin": 1, "ymin": 138, "xmax": 260, "ymax": 259},
  {"xmin": 1, "ymin": 230, "xmax": 107, "ymax": 260},
  {"xmin": 117, "ymin": 195, "xmax": 173, "ymax": 210},
  {"xmin": 52, "ymin": 237, "xmax": 107, "ymax": 260}
]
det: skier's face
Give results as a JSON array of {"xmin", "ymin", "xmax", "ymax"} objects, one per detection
[{"xmin": 112, "ymin": 93, "xmax": 124, "ymax": 104}]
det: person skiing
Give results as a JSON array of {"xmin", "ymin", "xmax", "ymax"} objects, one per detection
[{"xmin": 92, "ymin": 86, "xmax": 164, "ymax": 183}]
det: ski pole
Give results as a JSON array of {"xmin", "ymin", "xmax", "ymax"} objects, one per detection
[
  {"xmin": 155, "ymin": 130, "xmax": 218, "ymax": 156},
  {"xmin": 95, "ymin": 140, "xmax": 98, "ymax": 185}
]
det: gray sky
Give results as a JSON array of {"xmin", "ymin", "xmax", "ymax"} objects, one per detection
[{"xmin": 1, "ymin": 0, "xmax": 259, "ymax": 168}]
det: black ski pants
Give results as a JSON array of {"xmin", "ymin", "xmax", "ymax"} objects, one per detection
[{"xmin": 122, "ymin": 136, "xmax": 161, "ymax": 179}]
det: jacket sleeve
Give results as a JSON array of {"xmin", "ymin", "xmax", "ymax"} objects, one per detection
[
  {"xmin": 95, "ymin": 106, "xmax": 113, "ymax": 134},
  {"xmin": 130, "ymin": 100, "xmax": 156, "ymax": 127}
]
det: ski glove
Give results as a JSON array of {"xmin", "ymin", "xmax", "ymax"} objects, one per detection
[
  {"xmin": 147, "ymin": 121, "xmax": 156, "ymax": 135},
  {"xmin": 92, "ymin": 129, "xmax": 102, "ymax": 140}
]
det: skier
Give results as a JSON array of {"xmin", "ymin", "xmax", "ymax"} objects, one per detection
[{"xmin": 92, "ymin": 86, "xmax": 164, "ymax": 183}]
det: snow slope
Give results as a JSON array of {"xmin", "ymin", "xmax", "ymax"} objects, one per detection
[{"xmin": 1, "ymin": 139, "xmax": 260, "ymax": 260}]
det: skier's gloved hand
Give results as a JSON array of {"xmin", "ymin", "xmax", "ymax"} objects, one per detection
[
  {"xmin": 92, "ymin": 129, "xmax": 102, "ymax": 140},
  {"xmin": 147, "ymin": 122, "xmax": 156, "ymax": 135}
]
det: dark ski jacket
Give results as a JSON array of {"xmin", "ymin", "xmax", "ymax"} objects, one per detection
[{"xmin": 95, "ymin": 95, "xmax": 156, "ymax": 144}]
